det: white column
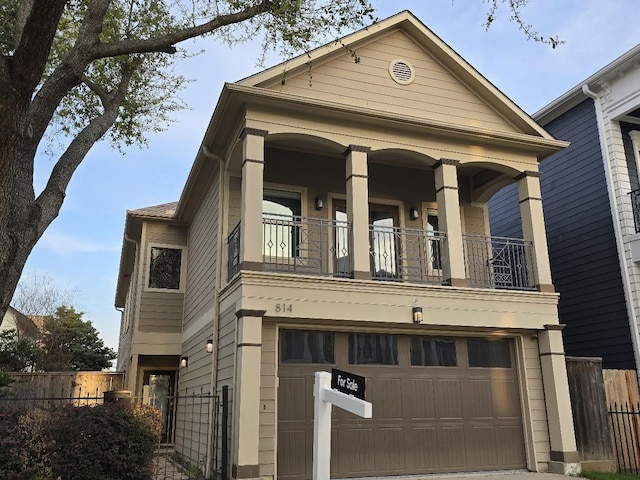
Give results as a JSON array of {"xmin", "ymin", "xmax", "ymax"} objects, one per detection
[
  {"xmin": 539, "ymin": 324, "xmax": 580, "ymax": 475},
  {"xmin": 239, "ymin": 128, "xmax": 267, "ymax": 271},
  {"xmin": 517, "ymin": 171, "xmax": 553, "ymax": 292},
  {"xmin": 345, "ymin": 145, "xmax": 371, "ymax": 279},
  {"xmin": 435, "ymin": 159, "xmax": 466, "ymax": 286},
  {"xmin": 232, "ymin": 309, "xmax": 265, "ymax": 480}
]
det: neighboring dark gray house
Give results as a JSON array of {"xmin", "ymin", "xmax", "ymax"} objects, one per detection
[{"xmin": 490, "ymin": 45, "xmax": 640, "ymax": 370}]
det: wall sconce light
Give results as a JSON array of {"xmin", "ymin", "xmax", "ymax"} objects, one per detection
[
  {"xmin": 315, "ymin": 197, "xmax": 324, "ymax": 211},
  {"xmin": 412, "ymin": 306, "xmax": 423, "ymax": 323},
  {"xmin": 410, "ymin": 207, "xmax": 419, "ymax": 221},
  {"xmin": 180, "ymin": 356, "xmax": 188, "ymax": 368},
  {"xmin": 206, "ymin": 339, "xmax": 214, "ymax": 353}
]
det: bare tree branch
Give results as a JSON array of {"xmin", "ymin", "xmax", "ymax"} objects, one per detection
[
  {"xmin": 35, "ymin": 59, "xmax": 140, "ymax": 235},
  {"xmin": 26, "ymin": 0, "xmax": 112, "ymax": 156},
  {"xmin": 94, "ymin": 2, "xmax": 272, "ymax": 58},
  {"xmin": 80, "ymin": 75, "xmax": 111, "ymax": 108}
]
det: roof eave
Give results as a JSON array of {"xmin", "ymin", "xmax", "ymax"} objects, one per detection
[{"xmin": 534, "ymin": 43, "xmax": 640, "ymax": 125}]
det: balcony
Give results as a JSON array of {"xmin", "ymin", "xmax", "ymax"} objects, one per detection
[
  {"xmin": 228, "ymin": 217, "xmax": 536, "ymax": 291},
  {"xmin": 463, "ymin": 234, "xmax": 536, "ymax": 290}
]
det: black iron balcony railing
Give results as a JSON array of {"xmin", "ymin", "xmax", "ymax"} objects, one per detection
[
  {"xmin": 263, "ymin": 214, "xmax": 351, "ymax": 276},
  {"xmin": 227, "ymin": 218, "xmax": 537, "ymax": 291},
  {"xmin": 630, "ymin": 189, "xmax": 640, "ymax": 233},
  {"xmin": 227, "ymin": 222, "xmax": 241, "ymax": 281},
  {"xmin": 463, "ymin": 234, "xmax": 536, "ymax": 290},
  {"xmin": 369, "ymin": 225, "xmax": 445, "ymax": 284}
]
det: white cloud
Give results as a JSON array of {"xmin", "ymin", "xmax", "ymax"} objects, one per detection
[{"xmin": 41, "ymin": 232, "xmax": 118, "ymax": 255}]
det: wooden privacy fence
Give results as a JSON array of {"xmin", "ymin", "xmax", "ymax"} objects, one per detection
[
  {"xmin": 603, "ymin": 369, "xmax": 640, "ymax": 473},
  {"xmin": 566, "ymin": 358, "xmax": 640, "ymax": 473},
  {"xmin": 566, "ymin": 357, "xmax": 614, "ymax": 470},
  {"xmin": 2, "ymin": 371, "xmax": 125, "ymax": 401}
]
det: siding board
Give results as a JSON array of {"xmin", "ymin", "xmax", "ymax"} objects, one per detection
[{"xmin": 268, "ymin": 30, "xmax": 517, "ymax": 134}]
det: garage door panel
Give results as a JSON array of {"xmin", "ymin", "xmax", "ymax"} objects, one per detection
[
  {"xmin": 337, "ymin": 427, "xmax": 375, "ymax": 474},
  {"xmin": 464, "ymin": 378, "xmax": 494, "ymax": 419},
  {"xmin": 434, "ymin": 377, "xmax": 463, "ymax": 419},
  {"xmin": 369, "ymin": 377, "xmax": 403, "ymax": 420},
  {"xmin": 465, "ymin": 425, "xmax": 498, "ymax": 467},
  {"xmin": 373, "ymin": 427, "xmax": 406, "ymax": 472},
  {"xmin": 406, "ymin": 377, "xmax": 436, "ymax": 419},
  {"xmin": 409, "ymin": 426, "xmax": 440, "ymax": 469},
  {"xmin": 492, "ymin": 378, "xmax": 522, "ymax": 417},
  {"xmin": 437, "ymin": 426, "xmax": 467, "ymax": 468},
  {"xmin": 278, "ymin": 429, "xmax": 308, "ymax": 477},
  {"xmin": 278, "ymin": 377, "xmax": 307, "ymax": 422},
  {"xmin": 496, "ymin": 425, "xmax": 526, "ymax": 466}
]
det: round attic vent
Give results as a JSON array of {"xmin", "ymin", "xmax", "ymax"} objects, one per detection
[{"xmin": 389, "ymin": 59, "xmax": 415, "ymax": 85}]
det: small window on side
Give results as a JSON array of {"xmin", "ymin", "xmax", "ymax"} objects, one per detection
[
  {"xmin": 410, "ymin": 336, "xmax": 457, "ymax": 366},
  {"xmin": 280, "ymin": 331, "xmax": 335, "ymax": 364},
  {"xmin": 467, "ymin": 338, "xmax": 512, "ymax": 368},
  {"xmin": 149, "ymin": 247, "xmax": 182, "ymax": 290}
]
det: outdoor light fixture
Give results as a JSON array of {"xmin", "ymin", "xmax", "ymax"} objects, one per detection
[
  {"xmin": 410, "ymin": 207, "xmax": 419, "ymax": 221},
  {"xmin": 412, "ymin": 306, "xmax": 423, "ymax": 323},
  {"xmin": 180, "ymin": 356, "xmax": 188, "ymax": 368},
  {"xmin": 315, "ymin": 197, "xmax": 324, "ymax": 211},
  {"xmin": 206, "ymin": 339, "xmax": 214, "ymax": 353}
]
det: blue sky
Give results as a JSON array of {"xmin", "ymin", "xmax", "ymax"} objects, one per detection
[{"xmin": 23, "ymin": 0, "xmax": 640, "ymax": 351}]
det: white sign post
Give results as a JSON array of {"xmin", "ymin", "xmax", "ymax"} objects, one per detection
[{"xmin": 313, "ymin": 371, "xmax": 372, "ymax": 480}]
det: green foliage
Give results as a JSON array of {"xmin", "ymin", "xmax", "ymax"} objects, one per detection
[
  {"xmin": 40, "ymin": 306, "xmax": 116, "ymax": 371},
  {"xmin": 0, "ymin": 330, "xmax": 41, "ymax": 372},
  {"xmin": 0, "ymin": 371, "xmax": 13, "ymax": 397},
  {"xmin": 0, "ymin": 403, "xmax": 162, "ymax": 480}
]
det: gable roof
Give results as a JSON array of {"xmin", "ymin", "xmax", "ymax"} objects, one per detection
[{"xmin": 237, "ymin": 10, "xmax": 554, "ymax": 140}]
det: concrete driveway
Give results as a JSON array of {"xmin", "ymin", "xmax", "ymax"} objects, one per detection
[{"xmin": 416, "ymin": 473, "xmax": 573, "ymax": 480}]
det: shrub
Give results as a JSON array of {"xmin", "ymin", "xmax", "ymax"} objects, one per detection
[
  {"xmin": 0, "ymin": 402, "xmax": 162, "ymax": 480},
  {"xmin": 0, "ymin": 407, "xmax": 43, "ymax": 480},
  {"xmin": 46, "ymin": 403, "xmax": 162, "ymax": 480}
]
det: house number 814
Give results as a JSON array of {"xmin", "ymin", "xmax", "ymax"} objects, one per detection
[{"xmin": 275, "ymin": 303, "xmax": 293, "ymax": 313}]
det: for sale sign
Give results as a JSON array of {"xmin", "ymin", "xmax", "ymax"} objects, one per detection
[{"xmin": 331, "ymin": 368, "xmax": 366, "ymax": 401}]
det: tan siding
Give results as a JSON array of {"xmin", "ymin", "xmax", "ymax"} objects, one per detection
[
  {"xmin": 216, "ymin": 305, "xmax": 237, "ymax": 472},
  {"xmin": 269, "ymin": 30, "xmax": 516, "ymax": 134},
  {"xmin": 175, "ymin": 323, "xmax": 214, "ymax": 468},
  {"xmin": 463, "ymin": 205, "xmax": 487, "ymax": 235},
  {"xmin": 145, "ymin": 222, "xmax": 188, "ymax": 245},
  {"xmin": 523, "ymin": 337, "xmax": 550, "ymax": 471},
  {"xmin": 138, "ymin": 292, "xmax": 183, "ymax": 332},
  {"xmin": 260, "ymin": 323, "xmax": 277, "ymax": 477},
  {"xmin": 183, "ymin": 166, "xmax": 220, "ymax": 332},
  {"xmin": 135, "ymin": 221, "xmax": 187, "ymax": 335}
]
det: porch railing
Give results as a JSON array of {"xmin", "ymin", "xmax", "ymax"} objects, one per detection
[
  {"xmin": 369, "ymin": 225, "xmax": 445, "ymax": 284},
  {"xmin": 463, "ymin": 234, "xmax": 536, "ymax": 290},
  {"xmin": 263, "ymin": 214, "xmax": 351, "ymax": 276},
  {"xmin": 227, "ymin": 222, "xmax": 241, "ymax": 281},
  {"xmin": 630, "ymin": 189, "xmax": 640, "ymax": 233}
]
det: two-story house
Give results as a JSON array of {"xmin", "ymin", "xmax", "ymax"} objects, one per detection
[
  {"xmin": 115, "ymin": 11, "xmax": 579, "ymax": 479},
  {"xmin": 490, "ymin": 44, "xmax": 640, "ymax": 372}
]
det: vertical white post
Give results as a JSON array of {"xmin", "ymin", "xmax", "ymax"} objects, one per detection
[{"xmin": 313, "ymin": 372, "xmax": 332, "ymax": 480}]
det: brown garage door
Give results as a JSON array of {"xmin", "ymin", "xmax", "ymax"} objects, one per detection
[{"xmin": 277, "ymin": 331, "xmax": 526, "ymax": 479}]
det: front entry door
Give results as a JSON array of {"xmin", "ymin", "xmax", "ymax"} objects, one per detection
[
  {"xmin": 369, "ymin": 204, "xmax": 400, "ymax": 280},
  {"xmin": 143, "ymin": 370, "xmax": 177, "ymax": 443}
]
